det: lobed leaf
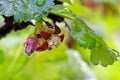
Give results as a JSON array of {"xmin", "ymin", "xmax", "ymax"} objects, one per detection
[
  {"xmin": 90, "ymin": 36, "xmax": 119, "ymax": 67},
  {"xmin": 48, "ymin": 5, "xmax": 75, "ymax": 20},
  {"xmin": 0, "ymin": 0, "xmax": 54, "ymax": 22},
  {"xmin": 71, "ymin": 18, "xmax": 96, "ymax": 49},
  {"xmin": 71, "ymin": 18, "xmax": 119, "ymax": 66}
]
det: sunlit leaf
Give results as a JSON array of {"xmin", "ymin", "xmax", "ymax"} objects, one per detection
[
  {"xmin": 71, "ymin": 18, "xmax": 119, "ymax": 66},
  {"xmin": 90, "ymin": 36, "xmax": 119, "ymax": 67},
  {"xmin": 48, "ymin": 5, "xmax": 75, "ymax": 20},
  {"xmin": 71, "ymin": 18, "xmax": 96, "ymax": 49},
  {"xmin": 59, "ymin": 0, "xmax": 72, "ymax": 4}
]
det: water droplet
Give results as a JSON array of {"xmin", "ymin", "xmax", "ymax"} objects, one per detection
[
  {"xmin": 35, "ymin": 0, "xmax": 46, "ymax": 6},
  {"xmin": 34, "ymin": 13, "xmax": 42, "ymax": 21}
]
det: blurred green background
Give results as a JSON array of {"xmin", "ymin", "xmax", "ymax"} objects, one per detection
[{"xmin": 1, "ymin": 0, "xmax": 120, "ymax": 80}]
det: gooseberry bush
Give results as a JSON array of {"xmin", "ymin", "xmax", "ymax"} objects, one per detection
[{"xmin": 0, "ymin": 0, "xmax": 119, "ymax": 67}]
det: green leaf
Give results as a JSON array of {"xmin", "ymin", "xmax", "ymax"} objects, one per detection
[
  {"xmin": 59, "ymin": 0, "xmax": 72, "ymax": 4},
  {"xmin": 48, "ymin": 5, "xmax": 75, "ymax": 20},
  {"xmin": 90, "ymin": 36, "xmax": 119, "ymax": 67},
  {"xmin": 71, "ymin": 18, "xmax": 119, "ymax": 66},
  {"xmin": 0, "ymin": 0, "xmax": 54, "ymax": 22},
  {"xmin": 71, "ymin": 18, "xmax": 96, "ymax": 49}
]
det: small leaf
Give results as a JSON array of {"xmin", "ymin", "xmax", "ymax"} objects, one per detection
[
  {"xmin": 71, "ymin": 18, "xmax": 96, "ymax": 49},
  {"xmin": 71, "ymin": 18, "xmax": 119, "ymax": 66},
  {"xmin": 90, "ymin": 36, "xmax": 119, "ymax": 67},
  {"xmin": 59, "ymin": 0, "xmax": 72, "ymax": 4},
  {"xmin": 48, "ymin": 5, "xmax": 75, "ymax": 20}
]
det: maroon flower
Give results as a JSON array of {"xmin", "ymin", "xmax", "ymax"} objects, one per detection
[
  {"xmin": 24, "ymin": 21, "xmax": 64, "ymax": 56},
  {"xmin": 53, "ymin": 24, "xmax": 61, "ymax": 34},
  {"xmin": 40, "ymin": 31, "xmax": 51, "ymax": 40},
  {"xmin": 24, "ymin": 37, "xmax": 38, "ymax": 56},
  {"xmin": 59, "ymin": 34, "xmax": 64, "ymax": 42},
  {"xmin": 36, "ymin": 42, "xmax": 48, "ymax": 51}
]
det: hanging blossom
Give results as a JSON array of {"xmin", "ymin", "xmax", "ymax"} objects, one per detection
[
  {"xmin": 24, "ymin": 36, "xmax": 38, "ymax": 56},
  {"xmin": 24, "ymin": 21, "xmax": 64, "ymax": 56}
]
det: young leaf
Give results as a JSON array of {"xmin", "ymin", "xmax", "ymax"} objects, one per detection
[
  {"xmin": 71, "ymin": 18, "xmax": 119, "ymax": 66},
  {"xmin": 0, "ymin": 0, "xmax": 54, "ymax": 22},
  {"xmin": 59, "ymin": 0, "xmax": 72, "ymax": 4},
  {"xmin": 48, "ymin": 5, "xmax": 75, "ymax": 20},
  {"xmin": 90, "ymin": 36, "xmax": 119, "ymax": 67},
  {"xmin": 90, "ymin": 46, "xmax": 119, "ymax": 67},
  {"xmin": 71, "ymin": 18, "xmax": 96, "ymax": 49}
]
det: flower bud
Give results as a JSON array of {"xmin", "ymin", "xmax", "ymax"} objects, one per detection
[{"xmin": 24, "ymin": 37, "xmax": 38, "ymax": 56}]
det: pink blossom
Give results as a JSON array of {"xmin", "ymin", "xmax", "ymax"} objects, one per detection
[{"xmin": 24, "ymin": 37, "xmax": 38, "ymax": 56}]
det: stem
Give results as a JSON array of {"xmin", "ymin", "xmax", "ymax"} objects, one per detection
[
  {"xmin": 33, "ymin": 21, "xmax": 43, "ymax": 34},
  {"xmin": 64, "ymin": 20, "xmax": 71, "ymax": 31},
  {"xmin": 42, "ymin": 19, "xmax": 54, "ymax": 28}
]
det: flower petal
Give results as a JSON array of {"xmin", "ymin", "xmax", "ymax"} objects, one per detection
[
  {"xmin": 53, "ymin": 24, "xmax": 61, "ymax": 34},
  {"xmin": 59, "ymin": 34, "xmax": 64, "ymax": 42},
  {"xmin": 40, "ymin": 31, "xmax": 51, "ymax": 40},
  {"xmin": 36, "ymin": 42, "xmax": 48, "ymax": 51},
  {"xmin": 36, "ymin": 34, "xmax": 41, "ymax": 38}
]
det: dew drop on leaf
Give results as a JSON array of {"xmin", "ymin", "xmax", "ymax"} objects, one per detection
[{"xmin": 35, "ymin": 0, "xmax": 46, "ymax": 6}]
